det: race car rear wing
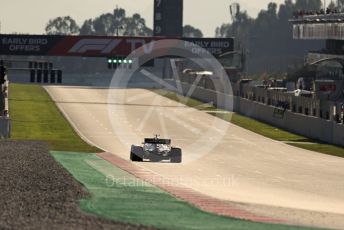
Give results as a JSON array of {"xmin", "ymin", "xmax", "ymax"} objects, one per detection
[{"xmin": 144, "ymin": 138, "xmax": 171, "ymax": 145}]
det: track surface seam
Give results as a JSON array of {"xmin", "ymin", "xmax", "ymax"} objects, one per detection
[{"xmin": 97, "ymin": 152, "xmax": 286, "ymax": 224}]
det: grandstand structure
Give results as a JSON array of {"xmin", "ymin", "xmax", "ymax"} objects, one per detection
[
  {"xmin": 290, "ymin": 11, "xmax": 344, "ymax": 100},
  {"xmin": 291, "ymin": 12, "xmax": 344, "ymax": 61}
]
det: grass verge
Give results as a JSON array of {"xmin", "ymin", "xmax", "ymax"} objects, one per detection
[
  {"xmin": 154, "ymin": 89, "xmax": 344, "ymax": 158},
  {"xmin": 52, "ymin": 151, "xmax": 315, "ymax": 230},
  {"xmin": 8, "ymin": 83, "xmax": 99, "ymax": 152}
]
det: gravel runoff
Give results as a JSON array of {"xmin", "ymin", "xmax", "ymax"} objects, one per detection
[{"xmin": 0, "ymin": 141, "xmax": 158, "ymax": 230}]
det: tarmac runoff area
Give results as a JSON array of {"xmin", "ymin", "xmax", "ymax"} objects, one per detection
[{"xmin": 45, "ymin": 85, "xmax": 344, "ymax": 229}]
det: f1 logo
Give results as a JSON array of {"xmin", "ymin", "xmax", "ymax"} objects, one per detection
[{"xmin": 68, "ymin": 39, "xmax": 121, "ymax": 54}]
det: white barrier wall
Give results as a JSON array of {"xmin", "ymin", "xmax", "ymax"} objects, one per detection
[
  {"xmin": 172, "ymin": 80, "xmax": 344, "ymax": 147},
  {"xmin": 0, "ymin": 117, "xmax": 11, "ymax": 139},
  {"xmin": 236, "ymin": 97, "xmax": 340, "ymax": 145},
  {"xmin": 0, "ymin": 80, "xmax": 10, "ymax": 139}
]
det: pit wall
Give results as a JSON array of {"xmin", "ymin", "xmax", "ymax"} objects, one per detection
[{"xmin": 168, "ymin": 80, "xmax": 344, "ymax": 147}]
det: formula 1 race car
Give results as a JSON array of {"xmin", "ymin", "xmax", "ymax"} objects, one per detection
[{"xmin": 130, "ymin": 135, "xmax": 182, "ymax": 163}]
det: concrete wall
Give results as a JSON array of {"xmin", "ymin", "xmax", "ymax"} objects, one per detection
[
  {"xmin": 0, "ymin": 79, "xmax": 10, "ymax": 139},
  {"xmin": 172, "ymin": 80, "xmax": 344, "ymax": 147},
  {"xmin": 236, "ymin": 97, "xmax": 339, "ymax": 144},
  {"xmin": 0, "ymin": 117, "xmax": 11, "ymax": 139}
]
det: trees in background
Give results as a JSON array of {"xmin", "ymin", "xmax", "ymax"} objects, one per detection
[
  {"xmin": 45, "ymin": 16, "xmax": 80, "ymax": 35},
  {"xmin": 45, "ymin": 8, "xmax": 205, "ymax": 37},
  {"xmin": 79, "ymin": 19, "xmax": 94, "ymax": 35},
  {"xmin": 183, "ymin": 25, "xmax": 203, "ymax": 37},
  {"xmin": 92, "ymin": 13, "xmax": 117, "ymax": 36},
  {"xmin": 122, "ymin": 13, "xmax": 153, "ymax": 36},
  {"xmin": 45, "ymin": 8, "xmax": 153, "ymax": 36},
  {"xmin": 215, "ymin": 0, "xmax": 325, "ymax": 74}
]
